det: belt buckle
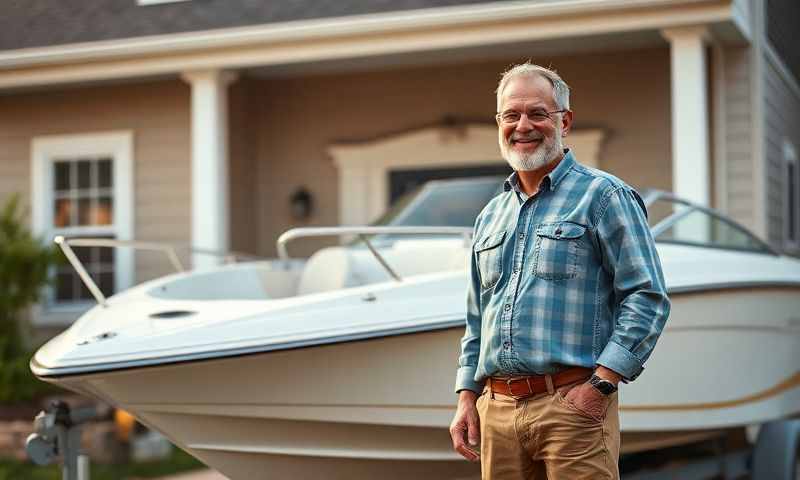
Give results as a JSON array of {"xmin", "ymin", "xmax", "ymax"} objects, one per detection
[{"xmin": 506, "ymin": 377, "xmax": 533, "ymax": 400}]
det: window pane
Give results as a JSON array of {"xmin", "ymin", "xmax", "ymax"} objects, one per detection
[
  {"xmin": 54, "ymin": 198, "xmax": 73, "ymax": 227},
  {"xmin": 96, "ymin": 197, "xmax": 113, "ymax": 225},
  {"xmin": 54, "ymin": 162, "xmax": 71, "ymax": 192},
  {"xmin": 98, "ymin": 159, "xmax": 113, "ymax": 188},
  {"xmin": 77, "ymin": 280, "xmax": 94, "ymax": 301},
  {"xmin": 77, "ymin": 160, "xmax": 92, "ymax": 190},
  {"xmin": 78, "ymin": 198, "xmax": 92, "ymax": 225},
  {"xmin": 98, "ymin": 272, "xmax": 115, "ymax": 298},
  {"xmin": 55, "ymin": 272, "xmax": 75, "ymax": 301},
  {"xmin": 99, "ymin": 244, "xmax": 115, "ymax": 264},
  {"xmin": 74, "ymin": 245, "xmax": 93, "ymax": 265}
]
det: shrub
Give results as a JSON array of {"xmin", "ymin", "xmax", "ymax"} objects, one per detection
[{"xmin": 0, "ymin": 194, "xmax": 63, "ymax": 403}]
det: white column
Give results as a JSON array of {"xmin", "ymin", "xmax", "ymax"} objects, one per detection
[
  {"xmin": 661, "ymin": 26, "xmax": 711, "ymax": 206},
  {"xmin": 181, "ymin": 69, "xmax": 238, "ymax": 270}
]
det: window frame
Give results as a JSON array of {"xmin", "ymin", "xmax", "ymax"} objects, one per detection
[
  {"xmin": 30, "ymin": 131, "xmax": 135, "ymax": 326},
  {"xmin": 784, "ymin": 140, "xmax": 799, "ymax": 251}
]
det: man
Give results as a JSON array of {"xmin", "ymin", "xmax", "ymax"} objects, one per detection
[{"xmin": 449, "ymin": 62, "xmax": 670, "ymax": 479}]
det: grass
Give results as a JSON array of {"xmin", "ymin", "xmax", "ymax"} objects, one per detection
[{"xmin": 0, "ymin": 447, "xmax": 206, "ymax": 480}]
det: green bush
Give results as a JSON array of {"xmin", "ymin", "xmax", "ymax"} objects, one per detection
[{"xmin": 0, "ymin": 194, "xmax": 63, "ymax": 403}]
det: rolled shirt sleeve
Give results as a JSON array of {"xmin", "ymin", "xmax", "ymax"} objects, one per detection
[
  {"xmin": 455, "ymin": 222, "xmax": 484, "ymax": 394},
  {"xmin": 594, "ymin": 186, "xmax": 671, "ymax": 381}
]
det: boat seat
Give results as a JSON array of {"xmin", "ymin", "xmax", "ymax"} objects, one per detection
[{"xmin": 296, "ymin": 241, "xmax": 468, "ymax": 296}]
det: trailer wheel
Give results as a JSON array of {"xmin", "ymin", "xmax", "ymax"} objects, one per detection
[{"xmin": 751, "ymin": 419, "xmax": 800, "ymax": 480}]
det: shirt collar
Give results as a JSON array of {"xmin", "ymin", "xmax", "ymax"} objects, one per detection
[{"xmin": 502, "ymin": 149, "xmax": 575, "ymax": 195}]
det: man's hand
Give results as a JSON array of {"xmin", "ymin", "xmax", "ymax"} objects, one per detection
[
  {"xmin": 563, "ymin": 381, "xmax": 608, "ymax": 420},
  {"xmin": 449, "ymin": 390, "xmax": 481, "ymax": 462}
]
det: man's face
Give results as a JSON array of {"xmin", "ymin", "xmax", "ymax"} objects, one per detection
[{"xmin": 497, "ymin": 75, "xmax": 571, "ymax": 171}]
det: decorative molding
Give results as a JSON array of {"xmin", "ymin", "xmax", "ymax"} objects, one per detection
[{"xmin": 329, "ymin": 124, "xmax": 604, "ymax": 225}]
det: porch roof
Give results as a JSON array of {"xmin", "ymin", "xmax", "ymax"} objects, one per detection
[{"xmin": 0, "ymin": 0, "xmax": 749, "ymax": 91}]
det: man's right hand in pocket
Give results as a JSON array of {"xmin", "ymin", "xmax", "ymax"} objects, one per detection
[{"xmin": 449, "ymin": 389, "xmax": 481, "ymax": 462}]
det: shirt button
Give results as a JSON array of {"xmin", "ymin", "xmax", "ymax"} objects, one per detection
[
  {"xmin": 503, "ymin": 342, "xmax": 510, "ymax": 349},
  {"xmin": 518, "ymin": 232, "xmax": 525, "ymax": 239},
  {"xmin": 504, "ymin": 304, "xmax": 511, "ymax": 311}
]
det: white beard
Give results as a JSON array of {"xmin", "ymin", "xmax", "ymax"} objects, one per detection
[{"xmin": 501, "ymin": 131, "xmax": 563, "ymax": 172}]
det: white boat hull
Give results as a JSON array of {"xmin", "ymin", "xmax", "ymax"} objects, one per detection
[{"xmin": 43, "ymin": 286, "xmax": 800, "ymax": 480}]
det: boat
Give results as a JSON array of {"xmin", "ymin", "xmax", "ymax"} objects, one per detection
[{"xmin": 30, "ymin": 176, "xmax": 800, "ymax": 479}]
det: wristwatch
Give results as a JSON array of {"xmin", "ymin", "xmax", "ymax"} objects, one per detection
[{"xmin": 589, "ymin": 374, "xmax": 618, "ymax": 395}]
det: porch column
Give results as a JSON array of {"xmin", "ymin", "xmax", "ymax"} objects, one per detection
[
  {"xmin": 661, "ymin": 26, "xmax": 711, "ymax": 206},
  {"xmin": 181, "ymin": 69, "xmax": 238, "ymax": 270}
]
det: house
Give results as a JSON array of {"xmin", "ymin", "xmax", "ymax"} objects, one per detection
[{"xmin": 1, "ymin": 0, "xmax": 798, "ymax": 333}]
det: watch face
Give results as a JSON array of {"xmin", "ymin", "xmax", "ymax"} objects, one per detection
[
  {"xmin": 590, "ymin": 375, "xmax": 617, "ymax": 395},
  {"xmin": 594, "ymin": 381, "xmax": 616, "ymax": 395}
]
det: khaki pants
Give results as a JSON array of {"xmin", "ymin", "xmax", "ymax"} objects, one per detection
[{"xmin": 476, "ymin": 380, "xmax": 620, "ymax": 480}]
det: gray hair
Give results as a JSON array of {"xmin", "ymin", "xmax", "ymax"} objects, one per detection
[{"xmin": 496, "ymin": 62, "xmax": 570, "ymax": 111}]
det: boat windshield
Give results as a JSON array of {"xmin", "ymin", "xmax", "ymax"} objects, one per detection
[
  {"xmin": 374, "ymin": 176, "xmax": 506, "ymax": 228},
  {"xmin": 643, "ymin": 191, "xmax": 775, "ymax": 255},
  {"xmin": 368, "ymin": 180, "xmax": 774, "ymax": 255}
]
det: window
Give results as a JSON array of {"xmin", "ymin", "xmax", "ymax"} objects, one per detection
[
  {"xmin": 31, "ymin": 132, "xmax": 134, "ymax": 325},
  {"xmin": 785, "ymin": 140, "xmax": 799, "ymax": 249},
  {"xmin": 52, "ymin": 158, "xmax": 116, "ymax": 302}
]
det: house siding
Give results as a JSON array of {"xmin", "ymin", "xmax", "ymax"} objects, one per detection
[
  {"xmin": 721, "ymin": 46, "xmax": 756, "ymax": 227},
  {"xmin": 0, "ymin": 80, "xmax": 193, "ymax": 283},
  {"xmin": 763, "ymin": 51, "xmax": 800, "ymax": 254},
  {"xmin": 253, "ymin": 48, "xmax": 672, "ymax": 257}
]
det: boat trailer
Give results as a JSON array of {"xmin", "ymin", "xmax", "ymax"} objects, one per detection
[
  {"xmin": 25, "ymin": 399, "xmax": 799, "ymax": 480},
  {"xmin": 25, "ymin": 401, "xmax": 104, "ymax": 480}
]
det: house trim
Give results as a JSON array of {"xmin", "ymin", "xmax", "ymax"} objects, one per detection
[
  {"xmin": 764, "ymin": 43, "xmax": 800, "ymax": 100},
  {"xmin": 750, "ymin": 0, "xmax": 767, "ymax": 240},
  {"xmin": 30, "ymin": 131, "xmax": 135, "ymax": 326},
  {"xmin": 783, "ymin": 140, "xmax": 799, "ymax": 252},
  {"xmin": 329, "ymin": 125, "xmax": 605, "ymax": 226},
  {"xmin": 0, "ymin": 0, "xmax": 736, "ymax": 90}
]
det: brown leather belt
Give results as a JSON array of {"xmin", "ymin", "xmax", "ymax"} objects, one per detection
[{"xmin": 487, "ymin": 367, "xmax": 592, "ymax": 399}]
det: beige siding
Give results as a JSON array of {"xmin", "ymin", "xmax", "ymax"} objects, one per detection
[
  {"xmin": 253, "ymin": 48, "xmax": 672, "ymax": 257},
  {"xmin": 0, "ymin": 80, "xmax": 192, "ymax": 283},
  {"xmin": 720, "ymin": 46, "xmax": 756, "ymax": 227},
  {"xmin": 229, "ymin": 79, "xmax": 258, "ymax": 255},
  {"xmin": 763, "ymin": 52, "xmax": 800, "ymax": 254}
]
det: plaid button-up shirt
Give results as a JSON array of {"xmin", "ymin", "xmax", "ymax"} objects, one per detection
[{"xmin": 455, "ymin": 150, "xmax": 670, "ymax": 393}]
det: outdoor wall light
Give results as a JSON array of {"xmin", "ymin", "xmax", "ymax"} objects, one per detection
[{"xmin": 290, "ymin": 187, "xmax": 313, "ymax": 221}]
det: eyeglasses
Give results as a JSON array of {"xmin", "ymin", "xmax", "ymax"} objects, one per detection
[{"xmin": 496, "ymin": 109, "xmax": 567, "ymax": 125}]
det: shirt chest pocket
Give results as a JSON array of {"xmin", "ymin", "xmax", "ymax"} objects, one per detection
[
  {"xmin": 533, "ymin": 222, "xmax": 587, "ymax": 281},
  {"xmin": 474, "ymin": 230, "xmax": 506, "ymax": 290}
]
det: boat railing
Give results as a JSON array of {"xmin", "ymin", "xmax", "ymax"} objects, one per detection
[
  {"xmin": 53, "ymin": 236, "xmax": 264, "ymax": 308},
  {"xmin": 276, "ymin": 226, "xmax": 474, "ymax": 282}
]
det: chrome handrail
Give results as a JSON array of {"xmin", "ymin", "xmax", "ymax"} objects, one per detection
[
  {"xmin": 54, "ymin": 236, "xmax": 264, "ymax": 307},
  {"xmin": 276, "ymin": 226, "xmax": 474, "ymax": 282}
]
